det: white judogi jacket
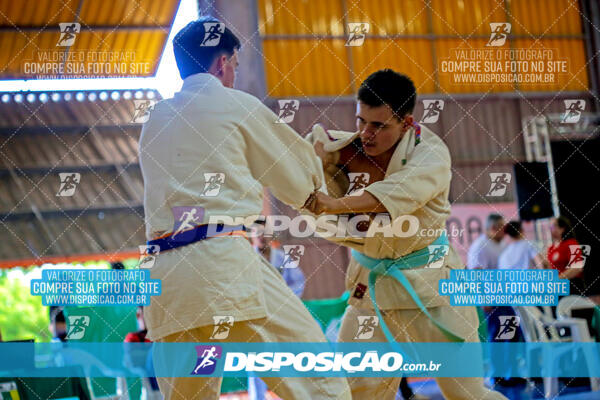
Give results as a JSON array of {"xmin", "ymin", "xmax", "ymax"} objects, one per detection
[
  {"xmin": 139, "ymin": 73, "xmax": 323, "ymax": 340},
  {"xmin": 308, "ymin": 124, "xmax": 464, "ymax": 310}
]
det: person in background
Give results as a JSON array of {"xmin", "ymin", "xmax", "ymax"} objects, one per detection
[
  {"xmin": 492, "ymin": 220, "xmax": 542, "ymax": 391},
  {"xmin": 247, "ymin": 223, "xmax": 306, "ymax": 400},
  {"xmin": 498, "ymin": 221, "xmax": 545, "ymax": 270},
  {"xmin": 467, "ymin": 214, "xmax": 506, "ymax": 269},
  {"xmin": 547, "ymin": 216, "xmax": 584, "ymax": 295},
  {"xmin": 111, "ymin": 261, "xmax": 125, "ymax": 270},
  {"xmin": 124, "ymin": 306, "xmax": 159, "ymax": 393},
  {"xmin": 125, "ymin": 306, "xmax": 150, "ymax": 343},
  {"xmin": 49, "ymin": 306, "xmax": 67, "ymax": 342}
]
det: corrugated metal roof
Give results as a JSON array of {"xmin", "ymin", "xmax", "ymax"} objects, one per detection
[
  {"xmin": 0, "ymin": 0, "xmax": 180, "ymax": 79},
  {"xmin": 0, "ymin": 91, "xmax": 152, "ymax": 264},
  {"xmin": 258, "ymin": 0, "xmax": 589, "ymax": 96}
]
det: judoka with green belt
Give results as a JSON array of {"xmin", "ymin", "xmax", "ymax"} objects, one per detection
[{"xmin": 305, "ymin": 69, "xmax": 507, "ymax": 400}]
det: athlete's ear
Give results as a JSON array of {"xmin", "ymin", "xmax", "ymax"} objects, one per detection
[
  {"xmin": 208, "ymin": 54, "xmax": 228, "ymax": 78},
  {"xmin": 401, "ymin": 114, "xmax": 414, "ymax": 131}
]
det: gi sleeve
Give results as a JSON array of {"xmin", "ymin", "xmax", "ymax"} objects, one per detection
[
  {"xmin": 240, "ymin": 100, "xmax": 324, "ymax": 209},
  {"xmin": 364, "ymin": 136, "xmax": 451, "ymax": 221}
]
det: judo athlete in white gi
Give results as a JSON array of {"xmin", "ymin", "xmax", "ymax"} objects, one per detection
[
  {"xmin": 305, "ymin": 70, "xmax": 507, "ymax": 400},
  {"xmin": 139, "ymin": 18, "xmax": 351, "ymax": 400}
]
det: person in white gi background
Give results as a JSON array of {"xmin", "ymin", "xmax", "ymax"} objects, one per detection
[{"xmin": 139, "ymin": 17, "xmax": 350, "ymax": 400}]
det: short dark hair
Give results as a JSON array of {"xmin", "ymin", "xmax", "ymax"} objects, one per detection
[
  {"xmin": 357, "ymin": 69, "xmax": 417, "ymax": 119},
  {"xmin": 486, "ymin": 213, "xmax": 504, "ymax": 230},
  {"xmin": 49, "ymin": 306, "xmax": 65, "ymax": 323},
  {"xmin": 111, "ymin": 262, "xmax": 124, "ymax": 270},
  {"xmin": 173, "ymin": 16, "xmax": 241, "ymax": 79},
  {"xmin": 504, "ymin": 220, "xmax": 522, "ymax": 239},
  {"xmin": 556, "ymin": 216, "xmax": 576, "ymax": 240}
]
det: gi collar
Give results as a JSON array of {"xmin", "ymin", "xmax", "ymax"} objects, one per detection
[{"xmin": 181, "ymin": 72, "xmax": 223, "ymax": 91}]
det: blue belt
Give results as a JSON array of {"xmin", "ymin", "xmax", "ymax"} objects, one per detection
[
  {"xmin": 147, "ymin": 224, "xmax": 246, "ymax": 253},
  {"xmin": 351, "ymin": 232, "xmax": 464, "ymax": 343}
]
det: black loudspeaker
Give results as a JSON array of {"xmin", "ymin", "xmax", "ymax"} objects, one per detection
[
  {"xmin": 551, "ymin": 137, "xmax": 600, "ymax": 295},
  {"xmin": 513, "ymin": 162, "xmax": 554, "ymax": 221}
]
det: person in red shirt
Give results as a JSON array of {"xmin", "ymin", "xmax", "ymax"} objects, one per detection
[
  {"xmin": 547, "ymin": 216, "xmax": 584, "ymax": 294},
  {"xmin": 125, "ymin": 306, "xmax": 151, "ymax": 343},
  {"xmin": 124, "ymin": 306, "xmax": 159, "ymax": 392}
]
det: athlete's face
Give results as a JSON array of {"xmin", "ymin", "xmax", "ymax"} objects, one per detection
[{"xmin": 356, "ymin": 101, "xmax": 413, "ymax": 157}]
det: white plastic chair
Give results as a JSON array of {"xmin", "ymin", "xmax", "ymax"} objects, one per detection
[
  {"xmin": 515, "ymin": 306, "xmax": 600, "ymax": 398},
  {"xmin": 557, "ymin": 295, "xmax": 598, "ymax": 322}
]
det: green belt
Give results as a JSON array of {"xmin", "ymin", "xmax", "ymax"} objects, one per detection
[{"xmin": 351, "ymin": 232, "xmax": 464, "ymax": 343}]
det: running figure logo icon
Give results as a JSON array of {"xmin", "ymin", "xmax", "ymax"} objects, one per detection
[
  {"xmin": 354, "ymin": 316, "xmax": 379, "ymax": 339},
  {"xmin": 495, "ymin": 316, "xmax": 520, "ymax": 340},
  {"xmin": 420, "ymin": 100, "xmax": 444, "ymax": 124},
  {"xmin": 171, "ymin": 206, "xmax": 205, "ymax": 242},
  {"xmin": 191, "ymin": 345, "xmax": 222, "ymax": 375},
  {"xmin": 567, "ymin": 244, "xmax": 591, "ymax": 269},
  {"xmin": 202, "ymin": 173, "xmax": 225, "ymax": 196},
  {"xmin": 346, "ymin": 23, "xmax": 369, "ymax": 46},
  {"xmin": 132, "ymin": 100, "xmax": 156, "ymax": 123},
  {"xmin": 139, "ymin": 245, "xmax": 160, "ymax": 269},
  {"xmin": 486, "ymin": 173, "xmax": 511, "ymax": 197},
  {"xmin": 426, "ymin": 245, "xmax": 449, "ymax": 269},
  {"xmin": 346, "ymin": 173, "xmax": 370, "ymax": 196},
  {"xmin": 282, "ymin": 245, "xmax": 305, "ymax": 268},
  {"xmin": 201, "ymin": 22, "xmax": 225, "ymax": 46},
  {"xmin": 561, "ymin": 100, "xmax": 586, "ymax": 123},
  {"xmin": 66, "ymin": 316, "xmax": 90, "ymax": 340},
  {"xmin": 275, "ymin": 100, "xmax": 299, "ymax": 123},
  {"xmin": 57, "ymin": 23, "xmax": 80, "ymax": 47},
  {"xmin": 210, "ymin": 316, "xmax": 234, "ymax": 339},
  {"xmin": 486, "ymin": 23, "xmax": 511, "ymax": 47},
  {"xmin": 56, "ymin": 172, "xmax": 81, "ymax": 197}
]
